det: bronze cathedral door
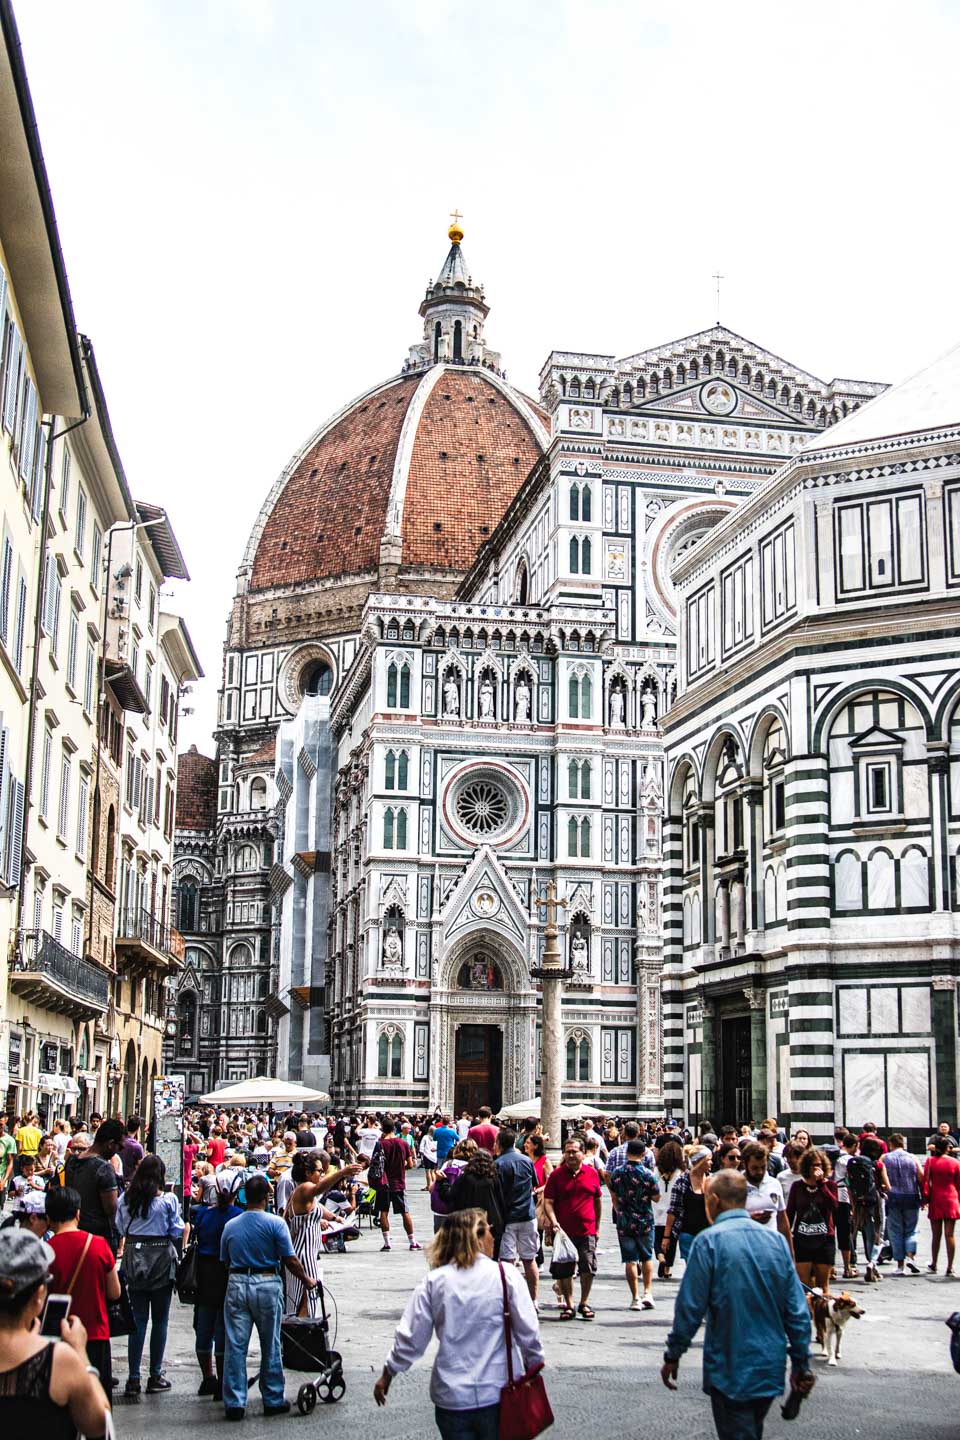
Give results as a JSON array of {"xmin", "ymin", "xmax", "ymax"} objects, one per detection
[{"xmin": 454, "ymin": 1025, "xmax": 503, "ymax": 1114}]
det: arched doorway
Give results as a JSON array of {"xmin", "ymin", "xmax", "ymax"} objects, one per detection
[
  {"xmin": 430, "ymin": 931, "xmax": 535, "ymax": 1112},
  {"xmin": 123, "ymin": 1041, "xmax": 137, "ymax": 1119}
]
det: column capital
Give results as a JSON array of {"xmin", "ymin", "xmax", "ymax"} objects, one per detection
[
  {"xmin": 932, "ymin": 976, "xmax": 957, "ymax": 991},
  {"xmin": 744, "ymin": 986, "xmax": 765, "ymax": 1011}
]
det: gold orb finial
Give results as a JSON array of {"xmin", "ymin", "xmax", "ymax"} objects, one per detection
[{"xmin": 448, "ymin": 208, "xmax": 464, "ymax": 244}]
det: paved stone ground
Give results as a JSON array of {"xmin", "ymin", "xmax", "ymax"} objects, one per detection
[{"xmin": 113, "ymin": 1188, "xmax": 959, "ymax": 1440}]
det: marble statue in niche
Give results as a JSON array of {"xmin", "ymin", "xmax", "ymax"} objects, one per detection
[
  {"xmin": 640, "ymin": 684, "xmax": 657, "ymax": 729},
  {"xmin": 479, "ymin": 674, "xmax": 495, "ymax": 719},
  {"xmin": 570, "ymin": 930, "xmax": 589, "ymax": 973},
  {"xmin": 442, "ymin": 675, "xmax": 460, "ymax": 718},
  {"xmin": 515, "ymin": 676, "xmax": 531, "ymax": 723},
  {"xmin": 610, "ymin": 686, "xmax": 625, "ymax": 727},
  {"xmin": 382, "ymin": 926, "xmax": 403, "ymax": 968}
]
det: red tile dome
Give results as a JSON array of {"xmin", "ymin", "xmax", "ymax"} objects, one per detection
[{"xmin": 246, "ymin": 364, "xmax": 547, "ymax": 593}]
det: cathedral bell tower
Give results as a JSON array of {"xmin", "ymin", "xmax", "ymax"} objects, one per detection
[{"xmin": 405, "ymin": 217, "xmax": 503, "ymax": 375}]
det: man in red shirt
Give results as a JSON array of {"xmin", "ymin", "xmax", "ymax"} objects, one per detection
[
  {"xmin": 858, "ymin": 1122, "xmax": 888, "ymax": 1154},
  {"xmin": 543, "ymin": 1136, "xmax": 603, "ymax": 1319},
  {"xmin": 46, "ymin": 1184, "xmax": 120, "ymax": 1390},
  {"xmin": 376, "ymin": 1118, "xmax": 422, "ymax": 1252},
  {"xmin": 467, "ymin": 1106, "xmax": 499, "ymax": 1153}
]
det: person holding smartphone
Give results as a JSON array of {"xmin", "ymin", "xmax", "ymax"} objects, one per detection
[{"xmin": 0, "ymin": 1228, "xmax": 110, "ymax": 1438}]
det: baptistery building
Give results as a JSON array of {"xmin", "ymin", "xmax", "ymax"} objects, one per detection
[{"xmin": 169, "ymin": 221, "xmax": 883, "ymax": 1113}]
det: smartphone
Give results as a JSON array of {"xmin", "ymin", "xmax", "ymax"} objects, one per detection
[{"xmin": 41, "ymin": 1293, "xmax": 71, "ymax": 1337}]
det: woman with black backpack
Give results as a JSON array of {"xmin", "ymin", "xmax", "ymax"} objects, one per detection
[{"xmin": 847, "ymin": 1137, "xmax": 890, "ymax": 1283}]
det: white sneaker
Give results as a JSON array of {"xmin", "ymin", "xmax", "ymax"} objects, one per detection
[
  {"xmin": 641, "ymin": 1295, "xmax": 655, "ymax": 1310},
  {"xmin": 629, "ymin": 1296, "xmax": 641, "ymax": 1310}
]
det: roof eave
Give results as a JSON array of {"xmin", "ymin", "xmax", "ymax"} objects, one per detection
[
  {"xmin": 136, "ymin": 501, "xmax": 190, "ymax": 580},
  {"xmin": 0, "ymin": 0, "xmax": 86, "ymax": 417}
]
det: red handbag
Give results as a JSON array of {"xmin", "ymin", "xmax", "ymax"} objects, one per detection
[{"xmin": 497, "ymin": 1262, "xmax": 554, "ymax": 1440}]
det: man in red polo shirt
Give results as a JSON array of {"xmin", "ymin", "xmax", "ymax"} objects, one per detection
[
  {"xmin": 467, "ymin": 1106, "xmax": 499, "ymax": 1153},
  {"xmin": 544, "ymin": 1136, "xmax": 603, "ymax": 1319}
]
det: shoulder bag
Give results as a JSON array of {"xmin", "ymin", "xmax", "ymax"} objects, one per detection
[
  {"xmin": 64, "ymin": 1231, "xmax": 93, "ymax": 1297},
  {"xmin": 176, "ymin": 1234, "xmax": 200, "ymax": 1304},
  {"xmin": 497, "ymin": 1262, "xmax": 553, "ymax": 1440}
]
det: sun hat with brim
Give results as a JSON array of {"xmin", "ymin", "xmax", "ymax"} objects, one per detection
[
  {"xmin": 18, "ymin": 1190, "xmax": 48, "ymax": 1215},
  {"xmin": 0, "ymin": 1229, "xmax": 54, "ymax": 1295}
]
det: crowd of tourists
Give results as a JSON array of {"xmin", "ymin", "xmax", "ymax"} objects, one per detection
[{"xmin": 0, "ymin": 1101, "xmax": 957, "ymax": 1438}]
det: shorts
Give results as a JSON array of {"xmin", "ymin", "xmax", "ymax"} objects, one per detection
[
  {"xmin": 794, "ymin": 1236, "xmax": 836, "ymax": 1266},
  {"xmin": 499, "ymin": 1219, "xmax": 539, "ymax": 1262},
  {"xmin": 376, "ymin": 1187, "xmax": 407, "ymax": 1216},
  {"xmin": 617, "ymin": 1231, "xmax": 653, "ymax": 1265},
  {"xmin": 573, "ymin": 1233, "xmax": 598, "ymax": 1276}
]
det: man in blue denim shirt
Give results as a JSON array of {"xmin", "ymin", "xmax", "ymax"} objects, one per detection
[{"xmin": 662, "ymin": 1170, "xmax": 814, "ymax": 1440}]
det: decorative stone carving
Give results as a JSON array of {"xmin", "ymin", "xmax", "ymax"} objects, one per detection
[
  {"xmin": 515, "ymin": 676, "xmax": 531, "ymax": 723},
  {"xmin": 932, "ymin": 976, "xmax": 957, "ymax": 990},
  {"xmin": 442, "ymin": 675, "xmax": 460, "ymax": 718},
  {"xmin": 609, "ymin": 687, "xmax": 625, "ymax": 727},
  {"xmin": 479, "ymin": 674, "xmax": 495, "ymax": 719},
  {"xmin": 382, "ymin": 927, "xmax": 403, "ymax": 969},
  {"xmin": 743, "ymin": 986, "xmax": 765, "ymax": 1010},
  {"xmin": 640, "ymin": 684, "xmax": 658, "ymax": 730},
  {"xmin": 570, "ymin": 930, "xmax": 589, "ymax": 974}
]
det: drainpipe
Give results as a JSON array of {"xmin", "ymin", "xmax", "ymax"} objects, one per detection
[{"xmin": 15, "ymin": 406, "xmax": 90, "ymax": 938}]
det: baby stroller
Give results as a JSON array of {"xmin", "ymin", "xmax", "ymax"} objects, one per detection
[
  {"xmin": 250, "ymin": 1280, "xmax": 345, "ymax": 1413},
  {"xmin": 355, "ymin": 1184, "xmax": 380, "ymax": 1229}
]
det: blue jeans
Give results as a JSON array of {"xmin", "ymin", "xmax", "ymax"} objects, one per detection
[
  {"xmin": 709, "ymin": 1389, "xmax": 774, "ymax": 1440},
  {"xmin": 435, "ymin": 1403, "xmax": 500, "ymax": 1439},
  {"xmin": 223, "ymin": 1273, "xmax": 285, "ymax": 1411},
  {"xmin": 194, "ymin": 1302, "xmax": 226, "ymax": 1354},
  {"xmin": 887, "ymin": 1198, "xmax": 920, "ymax": 1262},
  {"xmin": 679, "ymin": 1231, "xmax": 695, "ymax": 1261},
  {"xmin": 128, "ymin": 1285, "xmax": 173, "ymax": 1379}
]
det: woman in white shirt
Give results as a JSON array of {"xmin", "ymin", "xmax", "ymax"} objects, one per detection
[{"xmin": 374, "ymin": 1207, "xmax": 544, "ymax": 1437}]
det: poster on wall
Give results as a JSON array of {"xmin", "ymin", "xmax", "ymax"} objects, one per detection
[
  {"xmin": 153, "ymin": 1075, "xmax": 185, "ymax": 1198},
  {"xmin": 153, "ymin": 1075, "xmax": 185, "ymax": 1117}
]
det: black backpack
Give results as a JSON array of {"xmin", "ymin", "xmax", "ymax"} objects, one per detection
[
  {"xmin": 845, "ymin": 1154, "xmax": 878, "ymax": 1204},
  {"xmin": 947, "ymin": 1312, "xmax": 960, "ymax": 1375},
  {"xmin": 367, "ymin": 1141, "xmax": 385, "ymax": 1188}
]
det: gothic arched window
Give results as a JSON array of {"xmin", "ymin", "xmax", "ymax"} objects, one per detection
[
  {"xmin": 566, "ymin": 1031, "xmax": 590, "ymax": 1082},
  {"xmin": 387, "ymin": 661, "xmax": 410, "ymax": 708},
  {"xmin": 178, "ymin": 879, "xmax": 198, "ymax": 933},
  {"xmin": 569, "ymin": 536, "xmax": 580, "ymax": 573},
  {"xmin": 378, "ymin": 1028, "xmax": 403, "ymax": 1078}
]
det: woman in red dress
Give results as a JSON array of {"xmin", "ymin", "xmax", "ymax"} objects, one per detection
[{"xmin": 922, "ymin": 1135, "xmax": 960, "ymax": 1274}]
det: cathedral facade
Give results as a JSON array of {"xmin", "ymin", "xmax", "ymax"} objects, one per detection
[{"xmin": 170, "ymin": 221, "xmax": 882, "ymax": 1113}]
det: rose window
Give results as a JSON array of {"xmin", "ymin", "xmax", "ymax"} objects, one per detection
[{"xmin": 455, "ymin": 779, "xmax": 509, "ymax": 836}]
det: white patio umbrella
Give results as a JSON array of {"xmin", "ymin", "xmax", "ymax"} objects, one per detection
[
  {"xmin": 198, "ymin": 1077, "xmax": 332, "ymax": 1108},
  {"xmin": 496, "ymin": 1097, "xmax": 589, "ymax": 1122}
]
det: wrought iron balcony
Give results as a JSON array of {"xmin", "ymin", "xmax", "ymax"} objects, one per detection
[
  {"xmin": 116, "ymin": 907, "xmax": 183, "ymax": 969},
  {"xmin": 11, "ymin": 930, "xmax": 110, "ymax": 1020}
]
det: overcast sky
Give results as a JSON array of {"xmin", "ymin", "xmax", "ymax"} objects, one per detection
[{"xmin": 16, "ymin": 0, "xmax": 960, "ymax": 752}]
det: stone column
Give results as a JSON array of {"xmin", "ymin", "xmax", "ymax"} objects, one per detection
[
  {"xmin": 699, "ymin": 996, "xmax": 717, "ymax": 1126},
  {"xmin": 745, "ymin": 987, "xmax": 767, "ymax": 1124},
  {"xmin": 534, "ymin": 883, "xmax": 568, "ymax": 1162},
  {"xmin": 715, "ymin": 880, "xmax": 730, "ymax": 953},
  {"xmin": 744, "ymin": 784, "xmax": 764, "ymax": 937},
  {"xmin": 730, "ymin": 878, "xmax": 745, "ymax": 949},
  {"xmin": 932, "ymin": 978, "xmax": 958, "ymax": 1127}
]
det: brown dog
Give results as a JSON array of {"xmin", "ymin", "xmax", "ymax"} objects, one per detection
[{"xmin": 810, "ymin": 1290, "xmax": 864, "ymax": 1365}]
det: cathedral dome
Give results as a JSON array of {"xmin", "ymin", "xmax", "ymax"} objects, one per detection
[{"xmin": 242, "ymin": 227, "xmax": 548, "ymax": 599}]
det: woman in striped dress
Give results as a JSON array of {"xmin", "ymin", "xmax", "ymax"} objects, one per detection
[{"xmin": 283, "ymin": 1152, "xmax": 361, "ymax": 1316}]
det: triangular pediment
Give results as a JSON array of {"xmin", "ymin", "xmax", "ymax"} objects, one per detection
[
  {"xmin": 440, "ymin": 845, "xmax": 529, "ymax": 947},
  {"xmin": 849, "ymin": 725, "xmax": 905, "ymax": 750},
  {"xmin": 636, "ymin": 381, "xmax": 803, "ymax": 428}
]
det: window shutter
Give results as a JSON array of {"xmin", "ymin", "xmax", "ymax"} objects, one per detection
[
  {"xmin": 18, "ymin": 378, "xmax": 36, "ymax": 481},
  {"xmin": 13, "ymin": 577, "xmax": 26, "ymax": 673},
  {"xmin": 84, "ymin": 641, "xmax": 95, "ymax": 713},
  {"xmin": 75, "ymin": 489, "xmax": 86, "ymax": 557},
  {"xmin": 2, "ymin": 327, "xmax": 21, "ymax": 434},
  {"xmin": 0, "ymin": 723, "xmax": 8, "ymax": 868},
  {"xmin": 50, "ymin": 571, "xmax": 62, "ymax": 657},
  {"xmin": 58, "ymin": 755, "xmax": 71, "ymax": 838},
  {"xmin": 0, "ymin": 538, "xmax": 12, "ymax": 646},
  {"xmin": 6, "ymin": 778, "xmax": 24, "ymax": 886},
  {"xmin": 67, "ymin": 610, "xmax": 79, "ymax": 688},
  {"xmin": 0, "ymin": 263, "xmax": 7, "ymax": 336},
  {"xmin": 77, "ymin": 777, "xmax": 88, "ymax": 857},
  {"xmin": 31, "ymin": 419, "xmax": 47, "ymax": 521}
]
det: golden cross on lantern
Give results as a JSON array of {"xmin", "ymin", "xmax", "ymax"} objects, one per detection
[
  {"xmin": 450, "ymin": 209, "xmax": 463, "ymax": 227},
  {"xmin": 535, "ymin": 880, "xmax": 568, "ymax": 930},
  {"xmin": 712, "ymin": 270, "xmax": 724, "ymax": 325}
]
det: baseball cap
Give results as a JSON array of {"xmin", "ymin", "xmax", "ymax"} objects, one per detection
[{"xmin": 0, "ymin": 1228, "xmax": 53, "ymax": 1294}]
